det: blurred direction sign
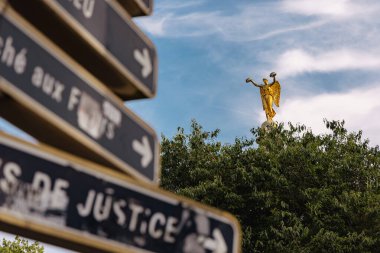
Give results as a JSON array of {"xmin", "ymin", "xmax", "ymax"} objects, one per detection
[
  {"xmin": 8, "ymin": 0, "xmax": 157, "ymax": 100},
  {"xmin": 116, "ymin": 0, "xmax": 154, "ymax": 16},
  {"xmin": 0, "ymin": 132, "xmax": 241, "ymax": 253},
  {"xmin": 0, "ymin": 8, "xmax": 159, "ymax": 183}
]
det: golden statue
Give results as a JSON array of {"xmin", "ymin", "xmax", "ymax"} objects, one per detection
[{"xmin": 246, "ymin": 72, "xmax": 281, "ymax": 122}]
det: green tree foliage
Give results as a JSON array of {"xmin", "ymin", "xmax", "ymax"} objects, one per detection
[
  {"xmin": 0, "ymin": 236, "xmax": 43, "ymax": 253},
  {"xmin": 160, "ymin": 120, "xmax": 380, "ymax": 253}
]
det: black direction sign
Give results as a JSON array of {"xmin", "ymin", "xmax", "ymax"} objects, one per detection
[
  {"xmin": 117, "ymin": 0, "xmax": 154, "ymax": 16},
  {"xmin": 8, "ymin": 0, "xmax": 157, "ymax": 100},
  {"xmin": 0, "ymin": 133, "xmax": 241, "ymax": 253},
  {"xmin": 0, "ymin": 8, "xmax": 159, "ymax": 183}
]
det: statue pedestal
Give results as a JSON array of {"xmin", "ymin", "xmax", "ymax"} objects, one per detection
[{"xmin": 261, "ymin": 120, "xmax": 276, "ymax": 130}]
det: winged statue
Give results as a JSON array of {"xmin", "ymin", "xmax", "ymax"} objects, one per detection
[{"xmin": 245, "ymin": 72, "xmax": 281, "ymax": 122}]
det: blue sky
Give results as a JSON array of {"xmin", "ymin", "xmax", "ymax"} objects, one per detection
[
  {"xmin": 127, "ymin": 0, "xmax": 380, "ymax": 146},
  {"xmin": 2, "ymin": 0, "xmax": 380, "ymax": 144},
  {"xmin": 1, "ymin": 0, "xmax": 380, "ymax": 252}
]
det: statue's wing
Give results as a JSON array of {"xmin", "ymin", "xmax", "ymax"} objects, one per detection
[{"xmin": 272, "ymin": 81, "xmax": 281, "ymax": 107}]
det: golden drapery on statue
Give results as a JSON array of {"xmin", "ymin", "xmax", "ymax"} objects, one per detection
[{"xmin": 246, "ymin": 72, "xmax": 281, "ymax": 123}]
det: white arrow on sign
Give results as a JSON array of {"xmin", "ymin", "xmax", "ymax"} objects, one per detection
[
  {"xmin": 133, "ymin": 48, "xmax": 152, "ymax": 78},
  {"xmin": 198, "ymin": 228, "xmax": 227, "ymax": 253},
  {"xmin": 132, "ymin": 136, "xmax": 153, "ymax": 168}
]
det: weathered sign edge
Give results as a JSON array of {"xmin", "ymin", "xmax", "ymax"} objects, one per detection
[
  {"xmin": 39, "ymin": 0, "xmax": 158, "ymax": 99},
  {"xmin": 0, "ymin": 131, "xmax": 242, "ymax": 253},
  {"xmin": 0, "ymin": 7, "xmax": 161, "ymax": 184}
]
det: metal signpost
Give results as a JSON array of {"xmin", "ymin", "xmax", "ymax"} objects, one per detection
[
  {"xmin": 0, "ymin": 8, "xmax": 159, "ymax": 183},
  {"xmin": 8, "ymin": 0, "xmax": 157, "ymax": 100},
  {"xmin": 0, "ymin": 132, "xmax": 241, "ymax": 253}
]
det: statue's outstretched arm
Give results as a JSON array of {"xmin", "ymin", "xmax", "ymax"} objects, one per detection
[
  {"xmin": 246, "ymin": 78, "xmax": 262, "ymax": 87},
  {"xmin": 251, "ymin": 80, "xmax": 262, "ymax": 87}
]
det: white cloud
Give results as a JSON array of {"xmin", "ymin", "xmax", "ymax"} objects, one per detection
[
  {"xmin": 136, "ymin": 2, "xmax": 328, "ymax": 41},
  {"xmin": 253, "ymin": 20, "xmax": 328, "ymax": 41},
  {"xmin": 276, "ymin": 85, "xmax": 380, "ymax": 146},
  {"xmin": 136, "ymin": 10, "xmax": 224, "ymax": 38},
  {"xmin": 138, "ymin": 0, "xmax": 380, "ymax": 42},
  {"xmin": 281, "ymin": 0, "xmax": 375, "ymax": 18},
  {"xmin": 135, "ymin": 0, "xmax": 206, "ymax": 36},
  {"xmin": 275, "ymin": 49, "xmax": 380, "ymax": 77},
  {"xmin": 135, "ymin": 14, "xmax": 169, "ymax": 36}
]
